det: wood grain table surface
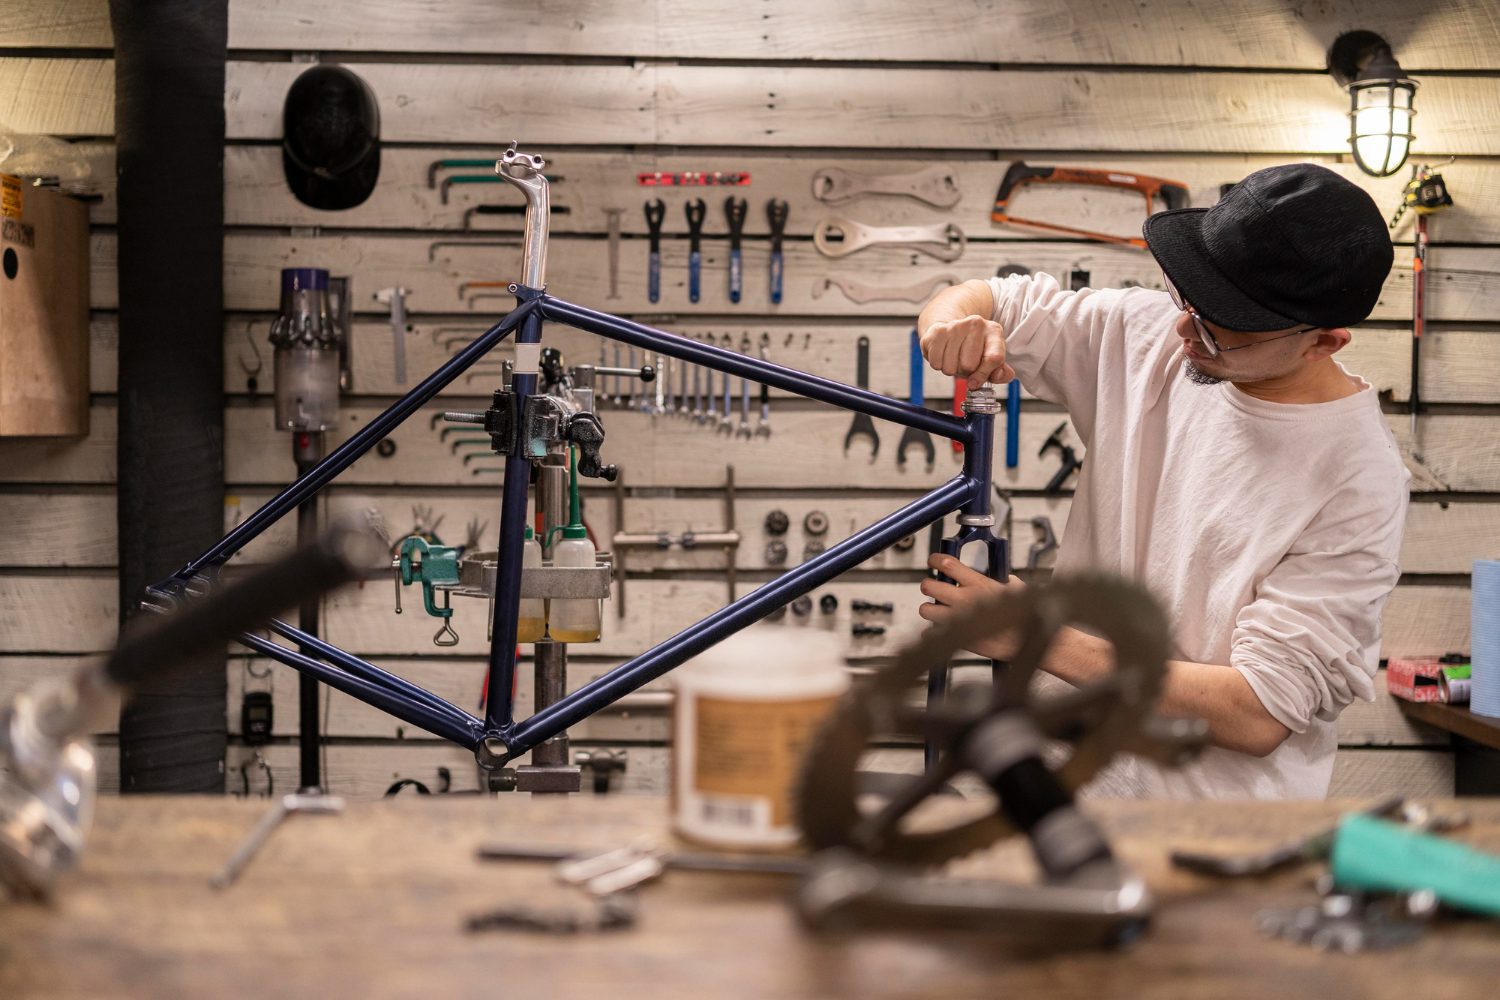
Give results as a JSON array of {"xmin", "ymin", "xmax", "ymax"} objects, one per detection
[{"xmin": 3, "ymin": 795, "xmax": 1499, "ymax": 1000}]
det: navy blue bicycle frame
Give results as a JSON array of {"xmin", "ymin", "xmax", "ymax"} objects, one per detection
[{"xmin": 151, "ymin": 285, "xmax": 1006, "ymax": 766}]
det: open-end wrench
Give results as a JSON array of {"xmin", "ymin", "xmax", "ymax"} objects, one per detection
[
  {"xmin": 656, "ymin": 355, "xmax": 668, "ymax": 416},
  {"xmin": 691, "ymin": 351, "xmax": 704, "ymax": 422},
  {"xmin": 663, "ymin": 355, "xmax": 676, "ymax": 416},
  {"xmin": 644, "ymin": 199, "xmax": 665, "ymax": 303},
  {"xmin": 756, "ymin": 334, "xmax": 772, "ymax": 438},
  {"xmin": 612, "ymin": 342, "xmax": 623, "ymax": 405},
  {"xmin": 843, "ymin": 336, "xmax": 879, "ymax": 460},
  {"xmin": 685, "ymin": 198, "xmax": 706, "ymax": 304},
  {"xmin": 898, "ymin": 328, "xmax": 935, "ymax": 469},
  {"xmin": 718, "ymin": 333, "xmax": 735, "ymax": 434},
  {"xmin": 604, "ymin": 207, "xmax": 623, "ymax": 300},
  {"xmin": 677, "ymin": 348, "xmax": 691, "ymax": 418},
  {"xmin": 767, "ymin": 199, "xmax": 789, "ymax": 304},
  {"xmin": 703, "ymin": 335, "xmax": 718, "ymax": 424},
  {"xmin": 736, "ymin": 334, "xmax": 754, "ymax": 439},
  {"xmin": 627, "ymin": 346, "xmax": 642, "ymax": 410},
  {"xmin": 725, "ymin": 196, "xmax": 748, "ymax": 304}
]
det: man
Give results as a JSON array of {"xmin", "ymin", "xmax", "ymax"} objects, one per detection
[{"xmin": 915, "ymin": 163, "xmax": 1409, "ymax": 798}]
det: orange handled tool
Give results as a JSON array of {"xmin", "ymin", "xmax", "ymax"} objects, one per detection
[{"xmin": 991, "ymin": 162, "xmax": 1190, "ymax": 249}]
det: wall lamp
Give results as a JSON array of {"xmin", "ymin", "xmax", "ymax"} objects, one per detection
[{"xmin": 1328, "ymin": 31, "xmax": 1418, "ymax": 177}]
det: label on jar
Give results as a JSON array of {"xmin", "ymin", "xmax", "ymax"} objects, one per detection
[{"xmin": 674, "ymin": 692, "xmax": 840, "ymax": 846}]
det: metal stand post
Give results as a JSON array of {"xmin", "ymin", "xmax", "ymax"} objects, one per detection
[{"xmin": 293, "ymin": 432, "xmax": 326, "ymax": 792}]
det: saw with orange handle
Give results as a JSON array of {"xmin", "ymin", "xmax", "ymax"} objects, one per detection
[{"xmin": 991, "ymin": 162, "xmax": 1191, "ymax": 249}]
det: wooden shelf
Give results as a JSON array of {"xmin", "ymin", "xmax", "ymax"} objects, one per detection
[{"xmin": 1398, "ymin": 700, "xmax": 1500, "ymax": 752}]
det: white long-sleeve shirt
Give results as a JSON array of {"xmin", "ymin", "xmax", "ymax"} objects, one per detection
[{"xmin": 987, "ymin": 273, "xmax": 1409, "ymax": 799}]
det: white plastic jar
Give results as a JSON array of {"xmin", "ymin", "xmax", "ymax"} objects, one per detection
[{"xmin": 672, "ymin": 626, "xmax": 848, "ymax": 850}]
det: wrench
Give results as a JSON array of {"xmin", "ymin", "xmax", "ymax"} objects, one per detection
[
  {"xmin": 813, "ymin": 218, "xmax": 966, "ymax": 261},
  {"xmin": 211, "ymin": 793, "xmax": 345, "ymax": 889},
  {"xmin": 897, "ymin": 329, "xmax": 935, "ymax": 469},
  {"xmin": 815, "ymin": 273, "xmax": 960, "ymax": 305},
  {"xmin": 725, "ymin": 196, "xmax": 748, "ymax": 303},
  {"xmin": 736, "ymin": 334, "xmax": 753, "ymax": 439},
  {"xmin": 703, "ymin": 335, "xmax": 718, "ymax": 425},
  {"xmin": 691, "ymin": 351, "xmax": 704, "ymax": 422},
  {"xmin": 612, "ymin": 342, "xmax": 622, "ymax": 406},
  {"xmin": 811, "ymin": 164, "xmax": 962, "ymax": 208},
  {"xmin": 766, "ymin": 199, "xmax": 789, "ymax": 304},
  {"xmin": 655, "ymin": 355, "xmax": 668, "ymax": 416},
  {"xmin": 644, "ymin": 199, "xmax": 665, "ymax": 303},
  {"xmin": 843, "ymin": 336, "xmax": 879, "ymax": 460},
  {"xmin": 718, "ymin": 333, "xmax": 735, "ymax": 434},
  {"xmin": 677, "ymin": 348, "xmax": 691, "ymax": 418},
  {"xmin": 604, "ymin": 207, "xmax": 623, "ymax": 300},
  {"xmin": 685, "ymin": 198, "xmax": 706, "ymax": 303},
  {"xmin": 756, "ymin": 335, "xmax": 772, "ymax": 438},
  {"xmin": 627, "ymin": 346, "xmax": 644, "ymax": 410}
]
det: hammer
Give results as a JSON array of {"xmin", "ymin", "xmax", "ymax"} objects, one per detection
[{"xmin": 1039, "ymin": 422, "xmax": 1082, "ymax": 493}]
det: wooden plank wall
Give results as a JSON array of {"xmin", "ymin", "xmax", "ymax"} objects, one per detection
[{"xmin": 4, "ymin": 0, "xmax": 1499, "ymax": 800}]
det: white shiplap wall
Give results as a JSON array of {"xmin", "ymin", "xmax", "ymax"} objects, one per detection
[{"xmin": 3, "ymin": 0, "xmax": 1498, "ymax": 798}]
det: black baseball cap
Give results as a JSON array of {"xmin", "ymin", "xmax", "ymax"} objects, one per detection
[
  {"xmin": 282, "ymin": 65, "xmax": 380, "ymax": 211},
  {"xmin": 1143, "ymin": 163, "xmax": 1392, "ymax": 332}
]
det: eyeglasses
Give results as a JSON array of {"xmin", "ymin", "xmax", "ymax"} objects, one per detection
[{"xmin": 1162, "ymin": 274, "xmax": 1316, "ymax": 358}]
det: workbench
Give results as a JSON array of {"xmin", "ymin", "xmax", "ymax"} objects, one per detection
[{"xmin": 3, "ymin": 796, "xmax": 1498, "ymax": 999}]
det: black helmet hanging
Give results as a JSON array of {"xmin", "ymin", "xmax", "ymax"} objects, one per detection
[{"xmin": 281, "ymin": 64, "xmax": 380, "ymax": 211}]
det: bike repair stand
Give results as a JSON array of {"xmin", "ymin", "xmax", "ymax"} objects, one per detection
[{"xmin": 294, "ymin": 431, "xmax": 325, "ymax": 792}]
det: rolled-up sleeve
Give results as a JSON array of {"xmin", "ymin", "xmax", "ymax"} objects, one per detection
[
  {"xmin": 1230, "ymin": 484, "xmax": 1407, "ymax": 732},
  {"xmin": 985, "ymin": 273, "xmax": 1122, "ymax": 438}
]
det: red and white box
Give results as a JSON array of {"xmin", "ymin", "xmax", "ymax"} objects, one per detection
[{"xmin": 1386, "ymin": 657, "xmax": 1447, "ymax": 703}]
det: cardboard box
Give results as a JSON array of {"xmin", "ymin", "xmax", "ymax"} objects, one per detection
[{"xmin": 0, "ymin": 175, "xmax": 89, "ymax": 436}]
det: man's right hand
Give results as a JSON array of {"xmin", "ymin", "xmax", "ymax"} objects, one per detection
[
  {"xmin": 915, "ymin": 279, "xmax": 1014, "ymax": 390},
  {"xmin": 918, "ymin": 315, "xmax": 1014, "ymax": 390}
]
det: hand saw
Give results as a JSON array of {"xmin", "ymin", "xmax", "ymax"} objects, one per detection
[{"xmin": 991, "ymin": 162, "xmax": 1190, "ymax": 249}]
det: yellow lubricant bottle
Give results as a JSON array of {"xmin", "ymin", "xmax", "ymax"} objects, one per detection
[
  {"xmin": 545, "ymin": 449, "xmax": 601, "ymax": 643},
  {"xmin": 516, "ymin": 524, "xmax": 547, "ymax": 643}
]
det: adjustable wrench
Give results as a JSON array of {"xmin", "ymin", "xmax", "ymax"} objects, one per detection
[
  {"xmin": 756, "ymin": 335, "xmax": 772, "ymax": 438},
  {"xmin": 736, "ymin": 334, "xmax": 753, "ymax": 439},
  {"xmin": 843, "ymin": 336, "xmax": 879, "ymax": 459},
  {"xmin": 685, "ymin": 198, "xmax": 706, "ymax": 303},
  {"xmin": 724, "ymin": 196, "xmax": 748, "ymax": 303},
  {"xmin": 718, "ymin": 333, "xmax": 735, "ymax": 434},
  {"xmin": 897, "ymin": 328, "xmax": 935, "ymax": 469},
  {"xmin": 766, "ymin": 199, "xmax": 789, "ymax": 304},
  {"xmin": 644, "ymin": 199, "xmax": 665, "ymax": 303}
]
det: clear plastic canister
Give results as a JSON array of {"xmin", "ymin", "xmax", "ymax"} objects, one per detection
[
  {"xmin": 517, "ymin": 525, "xmax": 547, "ymax": 643},
  {"xmin": 272, "ymin": 347, "xmax": 341, "ymax": 431},
  {"xmin": 546, "ymin": 526, "xmax": 600, "ymax": 643},
  {"xmin": 672, "ymin": 627, "xmax": 848, "ymax": 850}
]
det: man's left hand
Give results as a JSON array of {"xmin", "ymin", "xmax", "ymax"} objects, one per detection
[{"xmin": 917, "ymin": 554, "xmax": 1027, "ymax": 658}]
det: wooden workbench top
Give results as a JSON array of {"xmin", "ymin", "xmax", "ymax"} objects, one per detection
[{"xmin": 3, "ymin": 796, "xmax": 1499, "ymax": 1000}]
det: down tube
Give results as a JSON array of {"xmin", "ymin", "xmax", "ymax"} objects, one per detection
[{"xmin": 501, "ymin": 476, "xmax": 977, "ymax": 756}]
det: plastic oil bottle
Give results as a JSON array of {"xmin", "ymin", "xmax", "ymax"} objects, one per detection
[
  {"xmin": 516, "ymin": 523, "xmax": 547, "ymax": 643},
  {"xmin": 546, "ymin": 448, "xmax": 601, "ymax": 643}
]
